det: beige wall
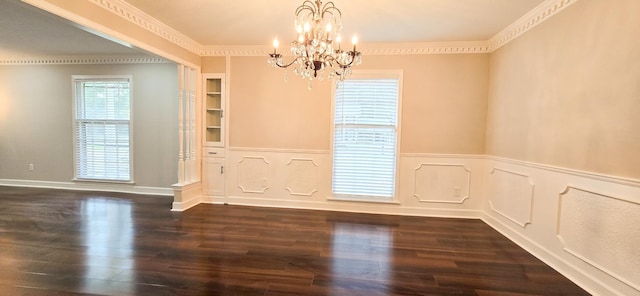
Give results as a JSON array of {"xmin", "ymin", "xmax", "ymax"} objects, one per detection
[
  {"xmin": 229, "ymin": 54, "xmax": 489, "ymax": 153},
  {"xmin": 0, "ymin": 63, "xmax": 179, "ymax": 187},
  {"xmin": 201, "ymin": 56, "xmax": 226, "ymax": 73},
  {"xmin": 364, "ymin": 55, "xmax": 489, "ymax": 154},
  {"xmin": 486, "ymin": 0, "xmax": 640, "ymax": 179},
  {"xmin": 229, "ymin": 56, "xmax": 333, "ymax": 150}
]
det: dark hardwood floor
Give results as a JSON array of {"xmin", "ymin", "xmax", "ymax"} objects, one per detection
[{"xmin": 0, "ymin": 186, "xmax": 589, "ymax": 296}]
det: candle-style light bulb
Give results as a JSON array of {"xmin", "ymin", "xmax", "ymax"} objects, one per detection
[
  {"xmin": 352, "ymin": 35, "xmax": 358, "ymax": 51},
  {"xmin": 273, "ymin": 38, "xmax": 279, "ymax": 54},
  {"xmin": 303, "ymin": 22, "xmax": 311, "ymax": 40},
  {"xmin": 336, "ymin": 35, "xmax": 342, "ymax": 49},
  {"xmin": 325, "ymin": 23, "xmax": 332, "ymax": 40}
]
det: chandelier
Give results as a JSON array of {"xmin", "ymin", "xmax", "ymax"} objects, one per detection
[{"xmin": 268, "ymin": 0, "xmax": 362, "ymax": 82}]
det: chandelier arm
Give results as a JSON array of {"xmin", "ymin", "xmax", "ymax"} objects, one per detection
[
  {"xmin": 320, "ymin": 2, "xmax": 341, "ymax": 19},
  {"xmin": 270, "ymin": 54, "xmax": 301, "ymax": 69},
  {"xmin": 295, "ymin": 1, "xmax": 318, "ymax": 19},
  {"xmin": 333, "ymin": 51, "xmax": 359, "ymax": 68}
]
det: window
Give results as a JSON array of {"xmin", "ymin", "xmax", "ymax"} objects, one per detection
[
  {"xmin": 332, "ymin": 72, "xmax": 401, "ymax": 200},
  {"xmin": 73, "ymin": 76, "xmax": 132, "ymax": 182}
]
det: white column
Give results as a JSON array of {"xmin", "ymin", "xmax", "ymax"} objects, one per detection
[
  {"xmin": 176, "ymin": 64, "xmax": 200, "ymax": 185},
  {"xmin": 185, "ymin": 67, "xmax": 197, "ymax": 183},
  {"xmin": 182, "ymin": 66, "xmax": 193, "ymax": 183},
  {"xmin": 188, "ymin": 67, "xmax": 198, "ymax": 183},
  {"xmin": 177, "ymin": 64, "xmax": 185, "ymax": 184}
]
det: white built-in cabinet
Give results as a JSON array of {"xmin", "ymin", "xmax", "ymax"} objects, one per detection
[
  {"xmin": 203, "ymin": 148, "xmax": 225, "ymax": 196},
  {"xmin": 202, "ymin": 74, "xmax": 225, "ymax": 197}
]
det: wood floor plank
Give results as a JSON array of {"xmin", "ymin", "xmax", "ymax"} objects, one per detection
[{"xmin": 0, "ymin": 186, "xmax": 590, "ymax": 295}]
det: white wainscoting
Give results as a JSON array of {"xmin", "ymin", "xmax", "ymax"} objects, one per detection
[
  {"xmin": 201, "ymin": 148, "xmax": 485, "ymax": 218},
  {"xmin": 412, "ymin": 163, "xmax": 471, "ymax": 204},
  {"xmin": 487, "ymin": 167, "xmax": 535, "ymax": 228},
  {"xmin": 237, "ymin": 156, "xmax": 271, "ymax": 194},
  {"xmin": 557, "ymin": 186, "xmax": 640, "ymax": 293},
  {"xmin": 482, "ymin": 157, "xmax": 640, "ymax": 296},
  {"xmin": 398, "ymin": 154, "xmax": 485, "ymax": 217},
  {"xmin": 285, "ymin": 158, "xmax": 319, "ymax": 196}
]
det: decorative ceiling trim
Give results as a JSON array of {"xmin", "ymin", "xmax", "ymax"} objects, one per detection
[
  {"xmin": 362, "ymin": 42, "xmax": 491, "ymax": 55},
  {"xmin": 89, "ymin": 0, "xmax": 202, "ymax": 55},
  {"xmin": 488, "ymin": 0, "xmax": 579, "ymax": 51},
  {"xmin": 201, "ymin": 46, "xmax": 269, "ymax": 57},
  {"xmin": 202, "ymin": 41, "xmax": 491, "ymax": 57},
  {"xmin": 0, "ymin": 55, "xmax": 169, "ymax": 65}
]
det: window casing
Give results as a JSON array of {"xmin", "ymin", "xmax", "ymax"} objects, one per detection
[
  {"xmin": 72, "ymin": 76, "xmax": 132, "ymax": 182},
  {"xmin": 331, "ymin": 71, "xmax": 401, "ymax": 201}
]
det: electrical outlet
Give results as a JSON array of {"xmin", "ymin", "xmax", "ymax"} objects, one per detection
[{"xmin": 29, "ymin": 163, "xmax": 34, "ymax": 171}]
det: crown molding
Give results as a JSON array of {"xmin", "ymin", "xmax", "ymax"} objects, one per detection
[
  {"xmin": 487, "ymin": 0, "xmax": 579, "ymax": 51},
  {"xmin": 202, "ymin": 41, "xmax": 491, "ymax": 57},
  {"xmin": 0, "ymin": 55, "xmax": 169, "ymax": 65},
  {"xmin": 89, "ymin": 0, "xmax": 203, "ymax": 55},
  {"xmin": 201, "ymin": 46, "xmax": 269, "ymax": 57},
  {"xmin": 361, "ymin": 42, "xmax": 491, "ymax": 55}
]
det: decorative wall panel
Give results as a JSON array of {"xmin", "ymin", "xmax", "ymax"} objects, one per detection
[
  {"xmin": 285, "ymin": 158, "xmax": 318, "ymax": 196},
  {"xmin": 237, "ymin": 157, "xmax": 270, "ymax": 193},
  {"xmin": 488, "ymin": 168, "xmax": 534, "ymax": 228},
  {"xmin": 557, "ymin": 187, "xmax": 640, "ymax": 291},
  {"xmin": 413, "ymin": 164, "xmax": 470, "ymax": 203}
]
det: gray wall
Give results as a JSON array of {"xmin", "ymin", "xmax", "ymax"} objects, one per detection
[{"xmin": 0, "ymin": 63, "xmax": 179, "ymax": 188}]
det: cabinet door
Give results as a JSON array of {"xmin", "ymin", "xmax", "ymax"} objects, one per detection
[{"xmin": 203, "ymin": 158, "xmax": 224, "ymax": 196}]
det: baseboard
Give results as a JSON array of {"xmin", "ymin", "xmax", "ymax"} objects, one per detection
[
  {"xmin": 0, "ymin": 178, "xmax": 173, "ymax": 196},
  {"xmin": 171, "ymin": 181, "xmax": 202, "ymax": 211},
  {"xmin": 201, "ymin": 195, "xmax": 482, "ymax": 219},
  {"xmin": 171, "ymin": 195, "xmax": 201, "ymax": 211}
]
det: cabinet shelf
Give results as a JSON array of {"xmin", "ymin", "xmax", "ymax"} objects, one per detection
[{"xmin": 203, "ymin": 74, "xmax": 225, "ymax": 146}]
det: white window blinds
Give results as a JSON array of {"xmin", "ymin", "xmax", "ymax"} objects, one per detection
[
  {"xmin": 332, "ymin": 77, "xmax": 399, "ymax": 199},
  {"xmin": 73, "ymin": 77, "xmax": 132, "ymax": 182}
]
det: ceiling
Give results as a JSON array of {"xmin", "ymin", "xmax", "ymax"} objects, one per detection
[
  {"xmin": 0, "ymin": 0, "xmax": 143, "ymax": 58},
  {"xmin": 123, "ymin": 0, "xmax": 545, "ymax": 45},
  {"xmin": 0, "ymin": 0, "xmax": 546, "ymax": 59}
]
